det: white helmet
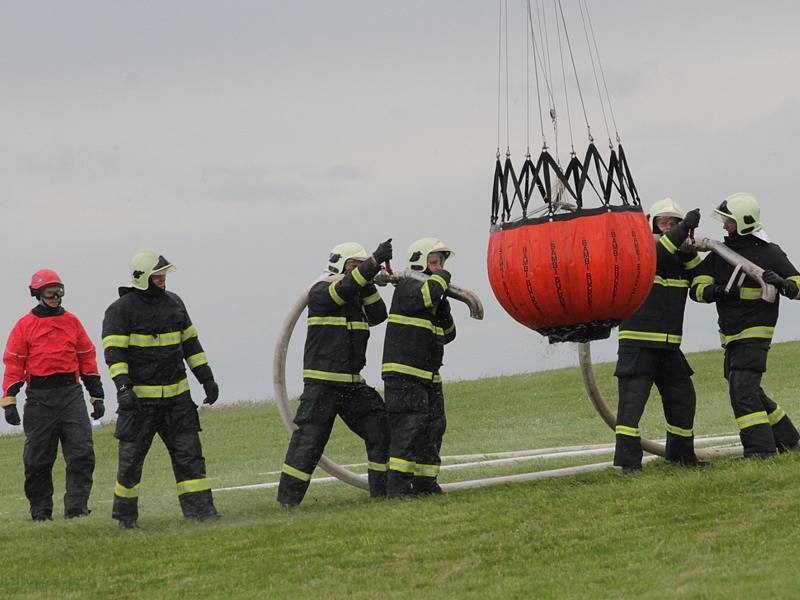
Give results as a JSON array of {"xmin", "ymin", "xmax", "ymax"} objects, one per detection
[
  {"xmin": 327, "ymin": 242, "xmax": 368, "ymax": 274},
  {"xmin": 407, "ymin": 237, "xmax": 454, "ymax": 271},
  {"xmin": 712, "ymin": 192, "xmax": 763, "ymax": 236},
  {"xmin": 647, "ymin": 198, "xmax": 683, "ymax": 233},
  {"xmin": 130, "ymin": 249, "xmax": 175, "ymax": 290}
]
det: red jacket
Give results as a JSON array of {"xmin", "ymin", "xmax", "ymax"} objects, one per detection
[{"xmin": 2, "ymin": 308, "xmax": 100, "ymax": 397}]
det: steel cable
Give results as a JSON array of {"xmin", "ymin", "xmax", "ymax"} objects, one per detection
[
  {"xmin": 581, "ymin": 0, "xmax": 620, "ymax": 142},
  {"xmin": 505, "ymin": 0, "xmax": 511, "ymax": 156},
  {"xmin": 555, "ymin": 0, "xmax": 591, "ymax": 142},
  {"xmin": 497, "ymin": 0, "xmax": 503, "ymax": 155},
  {"xmin": 577, "ymin": 0, "xmax": 611, "ymax": 146},
  {"xmin": 553, "ymin": 0, "xmax": 575, "ymax": 154},
  {"xmin": 526, "ymin": 1, "xmax": 547, "ymax": 147}
]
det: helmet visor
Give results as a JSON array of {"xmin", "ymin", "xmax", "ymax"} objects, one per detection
[
  {"xmin": 151, "ymin": 255, "xmax": 175, "ymax": 276},
  {"xmin": 712, "ymin": 200, "xmax": 733, "ymax": 224},
  {"xmin": 151, "ymin": 265, "xmax": 176, "ymax": 277}
]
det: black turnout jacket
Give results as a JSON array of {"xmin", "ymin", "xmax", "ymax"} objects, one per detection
[
  {"xmin": 382, "ymin": 270, "xmax": 456, "ymax": 383},
  {"xmin": 690, "ymin": 233, "xmax": 800, "ymax": 346},
  {"xmin": 102, "ymin": 286, "xmax": 214, "ymax": 399},
  {"xmin": 303, "ymin": 257, "xmax": 387, "ymax": 385},
  {"xmin": 619, "ymin": 220, "xmax": 700, "ymax": 349}
]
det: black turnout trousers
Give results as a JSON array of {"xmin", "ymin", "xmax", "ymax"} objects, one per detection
[
  {"xmin": 614, "ymin": 347, "xmax": 698, "ymax": 468},
  {"xmin": 22, "ymin": 383, "xmax": 95, "ymax": 518},
  {"xmin": 385, "ymin": 377, "xmax": 446, "ymax": 497},
  {"xmin": 724, "ymin": 341, "xmax": 799, "ymax": 456},
  {"xmin": 112, "ymin": 392, "xmax": 216, "ymax": 521},
  {"xmin": 277, "ymin": 382, "xmax": 389, "ymax": 506}
]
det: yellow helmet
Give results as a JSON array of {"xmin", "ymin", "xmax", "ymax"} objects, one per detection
[
  {"xmin": 327, "ymin": 242, "xmax": 368, "ymax": 274},
  {"xmin": 713, "ymin": 192, "xmax": 763, "ymax": 236},
  {"xmin": 647, "ymin": 198, "xmax": 683, "ymax": 233},
  {"xmin": 406, "ymin": 237, "xmax": 454, "ymax": 271},
  {"xmin": 130, "ymin": 248, "xmax": 175, "ymax": 290}
]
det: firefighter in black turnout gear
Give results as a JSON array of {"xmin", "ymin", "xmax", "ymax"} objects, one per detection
[
  {"xmin": 382, "ymin": 238, "xmax": 456, "ymax": 498},
  {"xmin": 2, "ymin": 269, "xmax": 104, "ymax": 521},
  {"xmin": 614, "ymin": 199, "xmax": 706, "ymax": 472},
  {"xmin": 690, "ymin": 192, "xmax": 800, "ymax": 458},
  {"xmin": 103, "ymin": 249, "xmax": 221, "ymax": 529},
  {"xmin": 277, "ymin": 240, "xmax": 392, "ymax": 507}
]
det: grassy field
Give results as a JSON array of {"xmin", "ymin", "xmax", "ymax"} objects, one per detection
[{"xmin": 1, "ymin": 342, "xmax": 799, "ymax": 599}]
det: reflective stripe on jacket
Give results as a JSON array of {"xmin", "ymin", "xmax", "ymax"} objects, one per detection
[
  {"xmin": 689, "ymin": 234, "xmax": 800, "ymax": 345},
  {"xmin": 619, "ymin": 222, "xmax": 697, "ymax": 349},
  {"xmin": 382, "ymin": 272, "xmax": 455, "ymax": 382},
  {"xmin": 303, "ymin": 258, "xmax": 386, "ymax": 384},
  {"xmin": 102, "ymin": 287, "xmax": 213, "ymax": 393}
]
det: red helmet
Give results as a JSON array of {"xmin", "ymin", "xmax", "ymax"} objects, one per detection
[{"xmin": 30, "ymin": 269, "xmax": 63, "ymax": 297}]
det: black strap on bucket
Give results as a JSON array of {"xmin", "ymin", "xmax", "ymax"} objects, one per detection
[{"xmin": 491, "ymin": 143, "xmax": 640, "ymax": 224}]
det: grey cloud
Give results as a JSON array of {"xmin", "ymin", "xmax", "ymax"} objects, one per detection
[
  {"xmin": 319, "ymin": 164, "xmax": 368, "ymax": 181},
  {"xmin": 197, "ymin": 164, "xmax": 316, "ymax": 207},
  {"xmin": 2, "ymin": 0, "xmax": 800, "ymax": 426},
  {"xmin": 194, "ymin": 162, "xmax": 370, "ymax": 208}
]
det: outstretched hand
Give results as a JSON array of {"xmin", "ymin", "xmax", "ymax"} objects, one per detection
[
  {"xmin": 373, "ymin": 239, "xmax": 393, "ymax": 264},
  {"xmin": 683, "ymin": 208, "xmax": 701, "ymax": 230}
]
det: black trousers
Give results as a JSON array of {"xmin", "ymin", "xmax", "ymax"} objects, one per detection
[
  {"xmin": 277, "ymin": 382, "xmax": 389, "ymax": 506},
  {"xmin": 614, "ymin": 346, "xmax": 698, "ymax": 468},
  {"xmin": 416, "ymin": 382, "xmax": 446, "ymax": 493},
  {"xmin": 384, "ymin": 377, "xmax": 446, "ymax": 497},
  {"xmin": 22, "ymin": 384, "xmax": 95, "ymax": 518},
  {"xmin": 112, "ymin": 392, "xmax": 216, "ymax": 521},
  {"xmin": 724, "ymin": 341, "xmax": 799, "ymax": 456}
]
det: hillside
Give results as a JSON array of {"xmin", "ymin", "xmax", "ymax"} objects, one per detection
[{"xmin": 0, "ymin": 342, "xmax": 798, "ymax": 598}]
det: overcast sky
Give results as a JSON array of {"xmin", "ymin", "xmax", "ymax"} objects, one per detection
[{"xmin": 2, "ymin": 1, "xmax": 800, "ymax": 430}]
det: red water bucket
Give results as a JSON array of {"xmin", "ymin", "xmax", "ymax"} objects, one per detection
[{"xmin": 487, "ymin": 206, "xmax": 656, "ymax": 342}]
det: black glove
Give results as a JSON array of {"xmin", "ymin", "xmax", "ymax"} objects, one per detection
[
  {"xmin": 762, "ymin": 270, "xmax": 786, "ymax": 291},
  {"xmin": 203, "ymin": 381, "xmax": 219, "ymax": 405},
  {"xmin": 117, "ymin": 386, "xmax": 139, "ymax": 412},
  {"xmin": 682, "ymin": 208, "xmax": 701, "ymax": 230},
  {"xmin": 91, "ymin": 399, "xmax": 105, "ymax": 420},
  {"xmin": 4, "ymin": 405, "xmax": 20, "ymax": 426},
  {"xmin": 372, "ymin": 238, "xmax": 393, "ymax": 264},
  {"xmin": 711, "ymin": 284, "xmax": 739, "ymax": 302}
]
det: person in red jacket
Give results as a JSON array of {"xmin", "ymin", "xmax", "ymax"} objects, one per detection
[{"xmin": 1, "ymin": 269, "xmax": 105, "ymax": 521}]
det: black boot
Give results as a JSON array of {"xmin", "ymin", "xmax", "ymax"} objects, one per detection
[
  {"xmin": 277, "ymin": 473, "xmax": 309, "ymax": 507},
  {"xmin": 668, "ymin": 455, "xmax": 710, "ymax": 468},
  {"xmin": 413, "ymin": 477, "xmax": 444, "ymax": 495},
  {"xmin": 387, "ymin": 471, "xmax": 416, "ymax": 499},
  {"xmin": 621, "ymin": 465, "xmax": 642, "ymax": 475},
  {"xmin": 191, "ymin": 509, "xmax": 222, "ymax": 522},
  {"xmin": 737, "ymin": 452, "xmax": 775, "ymax": 461},
  {"xmin": 179, "ymin": 490, "xmax": 221, "ymax": 521},
  {"xmin": 368, "ymin": 470, "xmax": 387, "ymax": 499}
]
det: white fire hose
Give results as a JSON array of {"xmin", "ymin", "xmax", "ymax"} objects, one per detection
[
  {"xmin": 272, "ymin": 270, "xmax": 485, "ymax": 491},
  {"xmin": 578, "ymin": 236, "xmax": 764, "ymax": 459},
  {"xmin": 272, "ymin": 244, "xmax": 751, "ymax": 496}
]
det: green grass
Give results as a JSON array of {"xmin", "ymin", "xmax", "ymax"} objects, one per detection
[{"xmin": 1, "ymin": 342, "xmax": 799, "ymax": 598}]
